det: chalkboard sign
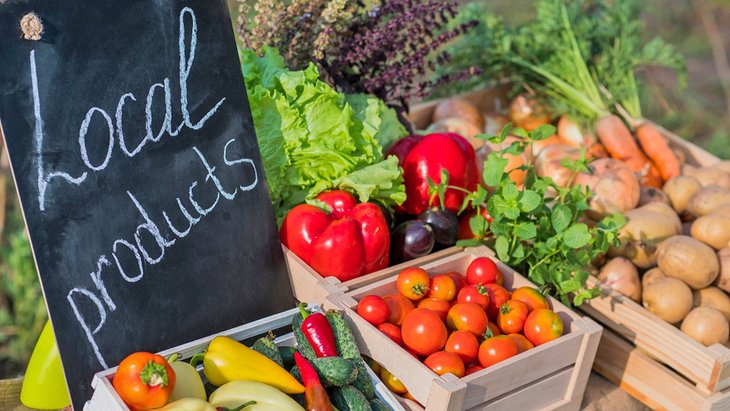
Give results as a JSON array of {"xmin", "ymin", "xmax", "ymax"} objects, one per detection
[{"xmin": 0, "ymin": 1, "xmax": 295, "ymax": 408}]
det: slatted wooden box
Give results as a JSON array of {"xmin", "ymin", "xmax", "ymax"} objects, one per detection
[
  {"xmin": 84, "ymin": 307, "xmax": 404, "ymax": 411},
  {"xmin": 325, "ymin": 246, "xmax": 602, "ymax": 411},
  {"xmin": 407, "ymin": 86, "xmax": 728, "ymax": 410}
]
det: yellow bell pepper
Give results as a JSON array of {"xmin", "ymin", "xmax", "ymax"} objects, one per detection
[
  {"xmin": 202, "ymin": 336, "xmax": 304, "ymax": 394},
  {"xmin": 209, "ymin": 380, "xmax": 304, "ymax": 411}
]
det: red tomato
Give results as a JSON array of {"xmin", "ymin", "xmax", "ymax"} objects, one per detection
[
  {"xmin": 466, "ymin": 257, "xmax": 503, "ymax": 285},
  {"xmin": 417, "ymin": 298, "xmax": 451, "ymax": 322},
  {"xmin": 524, "ymin": 309, "xmax": 564, "ymax": 346},
  {"xmin": 464, "ymin": 364, "xmax": 484, "ymax": 376},
  {"xmin": 378, "ymin": 323, "xmax": 403, "ymax": 346},
  {"xmin": 428, "ymin": 274, "xmax": 457, "ymax": 301},
  {"xmin": 424, "ymin": 351, "xmax": 465, "ymax": 378},
  {"xmin": 446, "ymin": 303, "xmax": 488, "ymax": 336},
  {"xmin": 508, "ymin": 333, "xmax": 535, "ymax": 353},
  {"xmin": 401, "ymin": 308, "xmax": 448, "ymax": 357},
  {"xmin": 357, "ymin": 295, "xmax": 390, "ymax": 326},
  {"xmin": 484, "ymin": 284, "xmax": 511, "ymax": 321},
  {"xmin": 458, "ymin": 208, "xmax": 493, "ymax": 240},
  {"xmin": 478, "ymin": 335, "xmax": 519, "ymax": 368},
  {"xmin": 511, "ymin": 286, "xmax": 550, "ymax": 312},
  {"xmin": 484, "ymin": 322, "xmax": 501, "ymax": 339},
  {"xmin": 444, "ymin": 271, "xmax": 466, "ymax": 294},
  {"xmin": 397, "ymin": 268, "xmax": 431, "ymax": 301},
  {"xmin": 383, "ymin": 294, "xmax": 415, "ymax": 326},
  {"xmin": 497, "ymin": 300, "xmax": 529, "ymax": 334},
  {"xmin": 457, "ymin": 284, "xmax": 490, "ymax": 309},
  {"xmin": 444, "ymin": 330, "xmax": 479, "ymax": 365}
]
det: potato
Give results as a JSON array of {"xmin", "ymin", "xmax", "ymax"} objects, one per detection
[
  {"xmin": 712, "ymin": 161, "xmax": 730, "ymax": 175},
  {"xmin": 643, "ymin": 277, "xmax": 693, "ymax": 324},
  {"xmin": 574, "ymin": 158, "xmax": 641, "ymax": 219},
  {"xmin": 598, "ymin": 257, "xmax": 641, "ymax": 302},
  {"xmin": 484, "ymin": 113, "xmax": 509, "ymax": 137},
  {"xmin": 432, "ymin": 98, "xmax": 485, "ymax": 130},
  {"xmin": 642, "ymin": 267, "xmax": 666, "ymax": 289},
  {"xmin": 610, "ymin": 202, "xmax": 682, "ymax": 268},
  {"xmin": 693, "ymin": 287, "xmax": 730, "ymax": 322},
  {"xmin": 535, "ymin": 144, "xmax": 580, "ymax": 187},
  {"xmin": 715, "ymin": 248, "xmax": 730, "ymax": 293},
  {"xmin": 638, "ymin": 186, "xmax": 671, "ymax": 207},
  {"xmin": 683, "ymin": 164, "xmax": 730, "ymax": 189},
  {"xmin": 657, "ymin": 235, "xmax": 720, "ymax": 289},
  {"xmin": 687, "ymin": 186, "xmax": 730, "ymax": 218},
  {"xmin": 663, "ymin": 175, "xmax": 701, "ymax": 214},
  {"xmin": 427, "ymin": 117, "xmax": 484, "ymax": 149},
  {"xmin": 681, "ymin": 307, "xmax": 729, "ymax": 346},
  {"xmin": 711, "ymin": 204, "xmax": 730, "ymax": 218},
  {"xmin": 691, "ymin": 214, "xmax": 730, "ymax": 250}
]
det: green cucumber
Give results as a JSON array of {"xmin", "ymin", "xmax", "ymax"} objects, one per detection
[
  {"xmin": 251, "ymin": 333, "xmax": 283, "ymax": 367},
  {"xmin": 292, "ymin": 312, "xmax": 317, "ymax": 361},
  {"xmin": 279, "ymin": 345, "xmax": 297, "ymax": 370},
  {"xmin": 290, "ymin": 356, "xmax": 358, "ymax": 387},
  {"xmin": 330, "ymin": 385, "xmax": 373, "ymax": 411},
  {"xmin": 352, "ymin": 361, "xmax": 376, "ymax": 400},
  {"xmin": 325, "ymin": 310, "xmax": 375, "ymax": 400},
  {"xmin": 369, "ymin": 398, "xmax": 393, "ymax": 411}
]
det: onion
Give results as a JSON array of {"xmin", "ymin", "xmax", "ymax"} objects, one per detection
[{"xmin": 509, "ymin": 94, "xmax": 551, "ymax": 131}]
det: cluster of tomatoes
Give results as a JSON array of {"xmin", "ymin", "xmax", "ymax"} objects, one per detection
[{"xmin": 356, "ymin": 257, "xmax": 564, "ymax": 384}]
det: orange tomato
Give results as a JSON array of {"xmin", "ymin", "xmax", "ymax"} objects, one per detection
[
  {"xmin": 383, "ymin": 294, "xmax": 415, "ymax": 326},
  {"xmin": 484, "ymin": 283, "xmax": 511, "ymax": 321},
  {"xmin": 524, "ymin": 309, "xmax": 563, "ymax": 346},
  {"xmin": 378, "ymin": 322, "xmax": 403, "ymax": 346},
  {"xmin": 508, "ymin": 333, "xmax": 535, "ymax": 353},
  {"xmin": 401, "ymin": 308, "xmax": 448, "ymax": 357},
  {"xmin": 478, "ymin": 335, "xmax": 519, "ymax": 368},
  {"xmin": 444, "ymin": 271, "xmax": 466, "ymax": 294},
  {"xmin": 424, "ymin": 351, "xmax": 465, "ymax": 378},
  {"xmin": 445, "ymin": 330, "xmax": 479, "ymax": 364},
  {"xmin": 380, "ymin": 368, "xmax": 407, "ymax": 395},
  {"xmin": 417, "ymin": 297, "xmax": 452, "ymax": 322},
  {"xmin": 446, "ymin": 303, "xmax": 488, "ymax": 336},
  {"xmin": 497, "ymin": 300, "xmax": 529, "ymax": 334},
  {"xmin": 511, "ymin": 286, "xmax": 550, "ymax": 312},
  {"xmin": 428, "ymin": 274, "xmax": 457, "ymax": 301},
  {"xmin": 396, "ymin": 268, "xmax": 431, "ymax": 301}
]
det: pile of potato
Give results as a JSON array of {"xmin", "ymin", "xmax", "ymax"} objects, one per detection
[{"xmin": 600, "ymin": 162, "xmax": 730, "ymax": 347}]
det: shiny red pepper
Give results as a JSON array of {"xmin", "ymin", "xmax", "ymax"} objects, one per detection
[
  {"xmin": 294, "ymin": 352, "xmax": 333, "ymax": 411},
  {"xmin": 280, "ymin": 190, "xmax": 389, "ymax": 281},
  {"xmin": 387, "ymin": 132, "xmax": 478, "ymax": 216},
  {"xmin": 299, "ymin": 304, "xmax": 338, "ymax": 358}
]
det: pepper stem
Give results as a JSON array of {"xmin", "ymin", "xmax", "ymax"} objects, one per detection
[
  {"xmin": 299, "ymin": 302, "xmax": 310, "ymax": 320},
  {"xmin": 167, "ymin": 353, "xmax": 180, "ymax": 363},
  {"xmin": 217, "ymin": 401, "xmax": 256, "ymax": 411},
  {"xmin": 189, "ymin": 351, "xmax": 206, "ymax": 368},
  {"xmin": 139, "ymin": 360, "xmax": 168, "ymax": 387}
]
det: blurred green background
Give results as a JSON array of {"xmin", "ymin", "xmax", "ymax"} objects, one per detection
[{"xmin": 0, "ymin": 0, "xmax": 728, "ymax": 379}]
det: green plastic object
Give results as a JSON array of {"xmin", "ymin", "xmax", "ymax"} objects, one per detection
[{"xmin": 20, "ymin": 321, "xmax": 71, "ymax": 409}]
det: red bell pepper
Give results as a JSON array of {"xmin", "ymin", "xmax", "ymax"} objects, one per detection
[
  {"xmin": 280, "ymin": 190, "xmax": 389, "ymax": 281},
  {"xmin": 299, "ymin": 303, "xmax": 338, "ymax": 358},
  {"xmin": 294, "ymin": 352, "xmax": 334, "ymax": 411},
  {"xmin": 387, "ymin": 132, "xmax": 478, "ymax": 216}
]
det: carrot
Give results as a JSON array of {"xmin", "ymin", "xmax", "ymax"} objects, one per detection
[
  {"xmin": 635, "ymin": 122, "xmax": 680, "ymax": 182},
  {"xmin": 595, "ymin": 115, "xmax": 662, "ymax": 187}
]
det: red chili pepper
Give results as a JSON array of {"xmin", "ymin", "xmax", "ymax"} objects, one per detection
[
  {"xmin": 294, "ymin": 352, "xmax": 333, "ymax": 411},
  {"xmin": 299, "ymin": 304, "xmax": 338, "ymax": 358}
]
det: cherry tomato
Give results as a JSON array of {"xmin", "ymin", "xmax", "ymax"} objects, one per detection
[
  {"xmin": 383, "ymin": 294, "xmax": 415, "ymax": 326},
  {"xmin": 357, "ymin": 295, "xmax": 390, "ymax": 326},
  {"xmin": 417, "ymin": 298, "xmax": 452, "ymax": 322},
  {"xmin": 424, "ymin": 351, "xmax": 465, "ymax": 378},
  {"xmin": 478, "ymin": 335, "xmax": 519, "ymax": 368},
  {"xmin": 446, "ymin": 303, "xmax": 488, "ymax": 336},
  {"xmin": 497, "ymin": 300, "xmax": 529, "ymax": 334},
  {"xmin": 524, "ymin": 309, "xmax": 564, "ymax": 346},
  {"xmin": 380, "ymin": 368, "xmax": 407, "ymax": 395},
  {"xmin": 444, "ymin": 271, "xmax": 466, "ymax": 294},
  {"xmin": 397, "ymin": 268, "xmax": 431, "ymax": 301},
  {"xmin": 484, "ymin": 283, "xmax": 511, "ymax": 321},
  {"xmin": 465, "ymin": 257, "xmax": 503, "ymax": 285},
  {"xmin": 444, "ymin": 330, "xmax": 479, "ymax": 365},
  {"xmin": 511, "ymin": 286, "xmax": 550, "ymax": 312},
  {"xmin": 484, "ymin": 322, "xmax": 501, "ymax": 339},
  {"xmin": 401, "ymin": 308, "xmax": 448, "ymax": 357},
  {"xmin": 458, "ymin": 208, "xmax": 493, "ymax": 240},
  {"xmin": 457, "ymin": 284, "xmax": 490, "ymax": 309},
  {"xmin": 428, "ymin": 274, "xmax": 457, "ymax": 301},
  {"xmin": 464, "ymin": 364, "xmax": 484, "ymax": 376},
  {"xmin": 508, "ymin": 333, "xmax": 535, "ymax": 353},
  {"xmin": 378, "ymin": 322, "xmax": 403, "ymax": 346}
]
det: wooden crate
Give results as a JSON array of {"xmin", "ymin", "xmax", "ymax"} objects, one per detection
[
  {"xmin": 325, "ymin": 246, "xmax": 602, "ymax": 411},
  {"xmin": 84, "ymin": 307, "xmax": 404, "ymax": 411}
]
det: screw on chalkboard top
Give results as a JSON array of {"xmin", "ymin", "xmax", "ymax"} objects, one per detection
[{"xmin": 20, "ymin": 12, "xmax": 43, "ymax": 41}]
